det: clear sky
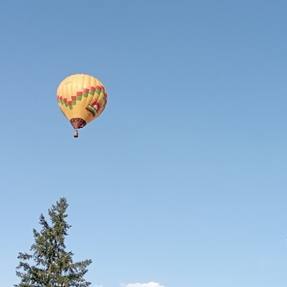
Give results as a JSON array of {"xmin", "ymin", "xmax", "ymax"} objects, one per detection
[{"xmin": 0, "ymin": 1, "xmax": 286, "ymax": 286}]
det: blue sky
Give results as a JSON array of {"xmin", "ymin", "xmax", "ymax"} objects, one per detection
[{"xmin": 0, "ymin": 1, "xmax": 287, "ymax": 286}]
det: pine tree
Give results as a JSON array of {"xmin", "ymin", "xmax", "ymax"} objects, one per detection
[{"xmin": 15, "ymin": 198, "xmax": 92, "ymax": 287}]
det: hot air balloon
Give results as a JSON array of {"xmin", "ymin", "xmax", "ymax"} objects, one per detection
[{"xmin": 57, "ymin": 74, "xmax": 107, "ymax": 138}]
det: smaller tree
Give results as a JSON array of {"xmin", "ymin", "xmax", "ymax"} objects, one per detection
[{"xmin": 15, "ymin": 198, "xmax": 92, "ymax": 287}]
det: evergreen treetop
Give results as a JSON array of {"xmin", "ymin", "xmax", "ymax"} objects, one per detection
[{"xmin": 15, "ymin": 197, "xmax": 92, "ymax": 287}]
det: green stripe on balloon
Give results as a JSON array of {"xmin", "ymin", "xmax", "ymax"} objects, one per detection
[{"xmin": 86, "ymin": 105, "xmax": 96, "ymax": 116}]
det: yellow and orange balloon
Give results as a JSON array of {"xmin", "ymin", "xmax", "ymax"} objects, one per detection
[{"xmin": 57, "ymin": 74, "xmax": 107, "ymax": 137}]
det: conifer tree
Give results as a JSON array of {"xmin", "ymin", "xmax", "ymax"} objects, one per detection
[{"xmin": 15, "ymin": 198, "xmax": 92, "ymax": 287}]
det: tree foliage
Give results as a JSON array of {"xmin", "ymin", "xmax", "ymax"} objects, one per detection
[{"xmin": 15, "ymin": 198, "xmax": 92, "ymax": 287}]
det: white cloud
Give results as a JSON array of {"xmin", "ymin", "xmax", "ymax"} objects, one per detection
[{"xmin": 124, "ymin": 282, "xmax": 165, "ymax": 287}]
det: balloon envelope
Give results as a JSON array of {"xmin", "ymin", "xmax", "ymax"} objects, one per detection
[{"xmin": 57, "ymin": 74, "xmax": 107, "ymax": 130}]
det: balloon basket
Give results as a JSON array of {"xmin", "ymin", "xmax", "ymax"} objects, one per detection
[{"xmin": 73, "ymin": 130, "xmax": 79, "ymax": 138}]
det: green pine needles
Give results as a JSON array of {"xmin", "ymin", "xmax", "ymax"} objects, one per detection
[{"xmin": 15, "ymin": 198, "xmax": 92, "ymax": 287}]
